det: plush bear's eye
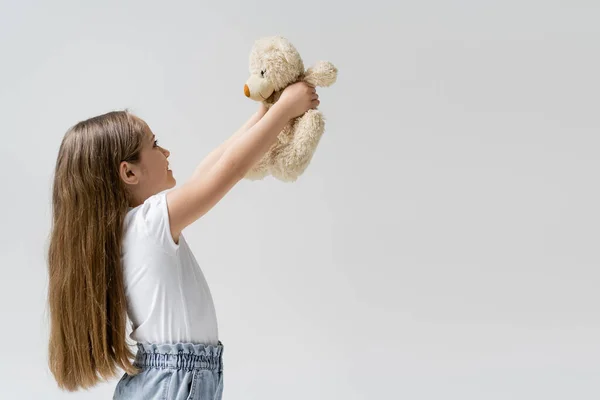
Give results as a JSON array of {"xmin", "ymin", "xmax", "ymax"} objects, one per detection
[{"xmin": 260, "ymin": 69, "xmax": 266, "ymax": 78}]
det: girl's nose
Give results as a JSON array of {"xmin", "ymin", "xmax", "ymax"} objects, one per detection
[{"xmin": 162, "ymin": 148, "xmax": 170, "ymax": 157}]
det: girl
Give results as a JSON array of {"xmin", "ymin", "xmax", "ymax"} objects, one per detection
[{"xmin": 46, "ymin": 81, "xmax": 319, "ymax": 399}]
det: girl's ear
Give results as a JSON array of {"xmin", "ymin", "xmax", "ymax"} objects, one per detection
[{"xmin": 119, "ymin": 161, "xmax": 139, "ymax": 185}]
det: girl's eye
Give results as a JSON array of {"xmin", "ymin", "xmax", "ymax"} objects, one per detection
[{"xmin": 153, "ymin": 140, "xmax": 159, "ymax": 147}]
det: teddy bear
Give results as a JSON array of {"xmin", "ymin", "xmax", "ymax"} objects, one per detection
[{"xmin": 242, "ymin": 36, "xmax": 338, "ymax": 182}]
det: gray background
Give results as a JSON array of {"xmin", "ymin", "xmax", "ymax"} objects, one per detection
[{"xmin": 1, "ymin": 0, "xmax": 598, "ymax": 399}]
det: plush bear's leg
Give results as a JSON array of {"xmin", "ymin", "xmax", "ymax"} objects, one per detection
[
  {"xmin": 270, "ymin": 109, "xmax": 325, "ymax": 182},
  {"xmin": 243, "ymin": 122, "xmax": 293, "ymax": 181},
  {"xmin": 244, "ymin": 158, "xmax": 270, "ymax": 180}
]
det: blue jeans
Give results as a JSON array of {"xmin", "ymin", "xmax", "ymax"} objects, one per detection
[{"xmin": 113, "ymin": 341, "xmax": 224, "ymax": 400}]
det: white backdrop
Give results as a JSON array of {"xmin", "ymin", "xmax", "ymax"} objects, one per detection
[{"xmin": 1, "ymin": 0, "xmax": 599, "ymax": 399}]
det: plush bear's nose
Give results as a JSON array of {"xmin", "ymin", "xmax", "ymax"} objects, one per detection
[{"xmin": 244, "ymin": 84, "xmax": 250, "ymax": 97}]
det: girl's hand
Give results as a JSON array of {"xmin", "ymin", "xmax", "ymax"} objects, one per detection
[{"xmin": 276, "ymin": 82, "xmax": 320, "ymax": 120}]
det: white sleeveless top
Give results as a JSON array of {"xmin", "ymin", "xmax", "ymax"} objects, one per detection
[{"xmin": 121, "ymin": 189, "xmax": 219, "ymax": 345}]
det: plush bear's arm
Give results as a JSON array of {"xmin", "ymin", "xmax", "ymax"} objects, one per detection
[{"xmin": 304, "ymin": 61, "xmax": 338, "ymax": 87}]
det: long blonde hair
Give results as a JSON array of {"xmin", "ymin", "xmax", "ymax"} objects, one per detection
[{"xmin": 47, "ymin": 110, "xmax": 148, "ymax": 391}]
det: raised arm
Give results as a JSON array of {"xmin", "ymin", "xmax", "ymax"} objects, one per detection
[
  {"xmin": 191, "ymin": 103, "xmax": 268, "ymax": 180},
  {"xmin": 165, "ymin": 82, "xmax": 319, "ymax": 241}
]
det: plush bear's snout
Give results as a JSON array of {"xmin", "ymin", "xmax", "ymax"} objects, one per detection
[{"xmin": 244, "ymin": 74, "xmax": 275, "ymax": 102}]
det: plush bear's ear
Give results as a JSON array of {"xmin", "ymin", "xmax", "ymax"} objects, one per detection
[
  {"xmin": 276, "ymin": 37, "xmax": 304, "ymax": 76},
  {"xmin": 304, "ymin": 61, "xmax": 338, "ymax": 87}
]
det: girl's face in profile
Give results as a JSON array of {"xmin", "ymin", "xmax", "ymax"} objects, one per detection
[
  {"xmin": 121, "ymin": 125, "xmax": 176, "ymax": 204},
  {"xmin": 138, "ymin": 128, "xmax": 176, "ymax": 194}
]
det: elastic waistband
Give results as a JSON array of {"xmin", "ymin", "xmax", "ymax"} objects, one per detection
[{"xmin": 134, "ymin": 341, "xmax": 224, "ymax": 372}]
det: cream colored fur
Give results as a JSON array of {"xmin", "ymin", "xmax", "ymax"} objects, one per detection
[{"xmin": 243, "ymin": 36, "xmax": 337, "ymax": 182}]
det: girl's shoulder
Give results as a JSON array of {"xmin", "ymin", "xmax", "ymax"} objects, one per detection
[{"xmin": 124, "ymin": 190, "xmax": 179, "ymax": 253}]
